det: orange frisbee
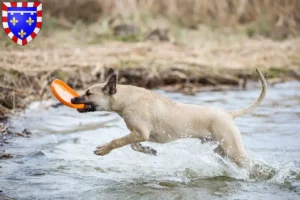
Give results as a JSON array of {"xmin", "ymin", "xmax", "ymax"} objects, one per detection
[{"xmin": 51, "ymin": 79, "xmax": 85, "ymax": 109}]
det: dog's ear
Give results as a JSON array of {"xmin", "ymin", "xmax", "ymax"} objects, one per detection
[
  {"xmin": 103, "ymin": 74, "xmax": 117, "ymax": 95},
  {"xmin": 105, "ymin": 68, "xmax": 115, "ymax": 80}
]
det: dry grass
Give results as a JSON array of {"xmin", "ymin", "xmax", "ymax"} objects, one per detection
[
  {"xmin": 42, "ymin": 0, "xmax": 300, "ymax": 24},
  {"xmin": 41, "ymin": 0, "xmax": 300, "ymax": 38},
  {"xmin": 2, "ymin": 37, "xmax": 300, "ymax": 72},
  {"xmin": 4, "ymin": 0, "xmax": 300, "ymax": 38}
]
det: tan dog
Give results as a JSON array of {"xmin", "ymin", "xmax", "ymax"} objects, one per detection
[{"xmin": 71, "ymin": 68, "xmax": 267, "ymax": 167}]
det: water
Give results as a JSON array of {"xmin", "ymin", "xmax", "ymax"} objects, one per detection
[{"xmin": 1, "ymin": 82, "xmax": 300, "ymax": 200}]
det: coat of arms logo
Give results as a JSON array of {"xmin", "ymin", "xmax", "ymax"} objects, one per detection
[{"xmin": 2, "ymin": 2, "xmax": 42, "ymax": 46}]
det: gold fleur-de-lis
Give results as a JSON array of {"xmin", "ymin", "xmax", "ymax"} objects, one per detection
[
  {"xmin": 10, "ymin": 17, "xmax": 18, "ymax": 26},
  {"xmin": 26, "ymin": 17, "xmax": 34, "ymax": 26},
  {"xmin": 18, "ymin": 29, "xmax": 26, "ymax": 38}
]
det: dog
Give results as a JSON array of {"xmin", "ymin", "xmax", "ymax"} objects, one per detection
[{"xmin": 71, "ymin": 68, "xmax": 267, "ymax": 167}]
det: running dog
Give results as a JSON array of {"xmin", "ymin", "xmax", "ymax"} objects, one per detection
[{"xmin": 71, "ymin": 68, "xmax": 267, "ymax": 167}]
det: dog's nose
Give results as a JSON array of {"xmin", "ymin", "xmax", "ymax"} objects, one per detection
[{"xmin": 71, "ymin": 96, "xmax": 85, "ymax": 104}]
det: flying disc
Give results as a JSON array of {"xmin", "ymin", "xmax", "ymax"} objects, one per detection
[{"xmin": 51, "ymin": 79, "xmax": 85, "ymax": 109}]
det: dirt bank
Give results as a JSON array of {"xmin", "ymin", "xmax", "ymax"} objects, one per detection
[{"xmin": 1, "ymin": 37, "xmax": 300, "ymax": 116}]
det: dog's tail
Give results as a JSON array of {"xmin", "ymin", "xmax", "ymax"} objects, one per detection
[{"xmin": 229, "ymin": 69, "xmax": 267, "ymax": 119}]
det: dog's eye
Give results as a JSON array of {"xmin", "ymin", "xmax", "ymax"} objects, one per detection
[{"xmin": 86, "ymin": 90, "xmax": 92, "ymax": 96}]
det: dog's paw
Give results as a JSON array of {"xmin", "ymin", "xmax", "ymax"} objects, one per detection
[
  {"xmin": 143, "ymin": 146, "xmax": 157, "ymax": 156},
  {"xmin": 94, "ymin": 145, "xmax": 111, "ymax": 156}
]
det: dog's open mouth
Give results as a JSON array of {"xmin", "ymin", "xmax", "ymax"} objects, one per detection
[{"xmin": 71, "ymin": 96, "xmax": 97, "ymax": 113}]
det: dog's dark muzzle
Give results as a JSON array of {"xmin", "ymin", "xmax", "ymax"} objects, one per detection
[
  {"xmin": 71, "ymin": 96, "xmax": 97, "ymax": 113},
  {"xmin": 71, "ymin": 96, "xmax": 85, "ymax": 104}
]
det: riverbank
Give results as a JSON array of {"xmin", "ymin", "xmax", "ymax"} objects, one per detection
[{"xmin": 1, "ymin": 34, "xmax": 300, "ymax": 116}]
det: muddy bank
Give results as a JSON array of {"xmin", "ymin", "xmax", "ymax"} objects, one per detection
[
  {"xmin": 1, "ymin": 63, "xmax": 300, "ymax": 117},
  {"xmin": 1, "ymin": 38, "xmax": 300, "ymax": 116}
]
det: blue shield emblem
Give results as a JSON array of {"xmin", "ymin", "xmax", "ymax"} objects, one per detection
[{"xmin": 2, "ymin": 2, "xmax": 42, "ymax": 46}]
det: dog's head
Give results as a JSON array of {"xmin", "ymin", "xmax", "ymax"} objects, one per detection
[{"xmin": 71, "ymin": 68, "xmax": 117, "ymax": 113}]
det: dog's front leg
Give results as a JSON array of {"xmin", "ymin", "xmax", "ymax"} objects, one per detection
[{"xmin": 94, "ymin": 131, "xmax": 148, "ymax": 156}]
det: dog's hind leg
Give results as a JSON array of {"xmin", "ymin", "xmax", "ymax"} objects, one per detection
[
  {"xmin": 130, "ymin": 143, "xmax": 157, "ymax": 156},
  {"xmin": 211, "ymin": 121, "xmax": 247, "ymax": 167}
]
